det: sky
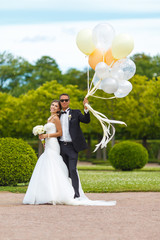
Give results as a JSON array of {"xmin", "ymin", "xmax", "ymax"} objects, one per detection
[{"xmin": 0, "ymin": 0, "xmax": 160, "ymax": 72}]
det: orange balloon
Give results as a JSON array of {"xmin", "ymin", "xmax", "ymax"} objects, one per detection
[
  {"xmin": 88, "ymin": 49, "xmax": 103, "ymax": 70},
  {"xmin": 104, "ymin": 48, "xmax": 118, "ymax": 67}
]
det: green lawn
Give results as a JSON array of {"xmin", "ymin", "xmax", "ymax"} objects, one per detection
[
  {"xmin": 79, "ymin": 171, "xmax": 160, "ymax": 192},
  {"xmin": 77, "ymin": 165, "xmax": 160, "ymax": 172},
  {"xmin": 0, "ymin": 165, "xmax": 160, "ymax": 193},
  {"xmin": 0, "ymin": 185, "xmax": 28, "ymax": 193}
]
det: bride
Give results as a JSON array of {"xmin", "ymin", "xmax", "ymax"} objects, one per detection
[{"xmin": 23, "ymin": 100, "xmax": 116, "ymax": 206}]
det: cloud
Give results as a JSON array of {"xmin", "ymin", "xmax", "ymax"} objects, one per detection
[
  {"xmin": 62, "ymin": 26, "xmax": 77, "ymax": 36},
  {"xmin": 0, "ymin": 18, "xmax": 159, "ymax": 72},
  {"xmin": 21, "ymin": 36, "xmax": 56, "ymax": 42}
]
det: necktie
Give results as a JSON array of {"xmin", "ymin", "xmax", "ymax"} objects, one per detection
[{"xmin": 61, "ymin": 111, "xmax": 67, "ymax": 114}]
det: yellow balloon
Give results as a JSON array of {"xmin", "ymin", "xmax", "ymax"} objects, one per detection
[
  {"xmin": 112, "ymin": 34, "xmax": 134, "ymax": 59},
  {"xmin": 76, "ymin": 29, "xmax": 96, "ymax": 55}
]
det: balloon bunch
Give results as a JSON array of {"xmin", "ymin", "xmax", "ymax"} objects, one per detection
[
  {"xmin": 76, "ymin": 22, "xmax": 136, "ymax": 151},
  {"xmin": 76, "ymin": 22, "xmax": 136, "ymax": 99}
]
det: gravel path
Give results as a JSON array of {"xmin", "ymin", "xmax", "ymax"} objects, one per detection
[{"xmin": 0, "ymin": 192, "xmax": 160, "ymax": 240}]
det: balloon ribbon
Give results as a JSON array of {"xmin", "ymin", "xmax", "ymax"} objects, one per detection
[
  {"xmin": 85, "ymin": 103, "xmax": 126, "ymax": 152},
  {"xmin": 85, "ymin": 65, "xmax": 126, "ymax": 151}
]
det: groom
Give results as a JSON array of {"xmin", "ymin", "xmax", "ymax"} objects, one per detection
[{"xmin": 59, "ymin": 93, "xmax": 90, "ymax": 198}]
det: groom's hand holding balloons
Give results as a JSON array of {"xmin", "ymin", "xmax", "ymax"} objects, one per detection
[{"xmin": 83, "ymin": 98, "xmax": 89, "ymax": 110}]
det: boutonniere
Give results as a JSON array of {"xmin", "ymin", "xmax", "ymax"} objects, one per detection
[{"xmin": 68, "ymin": 114, "xmax": 72, "ymax": 120}]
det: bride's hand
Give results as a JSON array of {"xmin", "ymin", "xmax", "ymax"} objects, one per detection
[{"xmin": 39, "ymin": 134, "xmax": 45, "ymax": 140}]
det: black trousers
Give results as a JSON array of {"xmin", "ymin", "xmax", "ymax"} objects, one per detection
[{"xmin": 60, "ymin": 142, "xmax": 80, "ymax": 198}]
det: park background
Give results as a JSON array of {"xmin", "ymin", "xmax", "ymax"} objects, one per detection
[
  {"xmin": 1, "ymin": 3, "xmax": 160, "ymax": 240},
  {"xmin": 0, "ymin": 0, "xmax": 160, "ymax": 191}
]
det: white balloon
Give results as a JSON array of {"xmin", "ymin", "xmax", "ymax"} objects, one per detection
[
  {"xmin": 92, "ymin": 73, "xmax": 102, "ymax": 89},
  {"xmin": 95, "ymin": 62, "xmax": 110, "ymax": 79},
  {"xmin": 112, "ymin": 58, "xmax": 136, "ymax": 80},
  {"xmin": 101, "ymin": 77, "xmax": 119, "ymax": 94},
  {"xmin": 111, "ymin": 68, "xmax": 124, "ymax": 81},
  {"xmin": 92, "ymin": 23, "xmax": 115, "ymax": 53},
  {"xmin": 114, "ymin": 80, "xmax": 132, "ymax": 98}
]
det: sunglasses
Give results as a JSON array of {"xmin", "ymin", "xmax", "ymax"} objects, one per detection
[{"xmin": 60, "ymin": 99, "xmax": 69, "ymax": 102}]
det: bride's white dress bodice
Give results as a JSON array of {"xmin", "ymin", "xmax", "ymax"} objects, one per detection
[
  {"xmin": 44, "ymin": 122, "xmax": 56, "ymax": 134},
  {"xmin": 44, "ymin": 122, "xmax": 60, "ymax": 153}
]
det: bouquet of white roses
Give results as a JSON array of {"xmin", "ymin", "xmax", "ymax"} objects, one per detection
[
  {"xmin": 32, "ymin": 125, "xmax": 45, "ymax": 144},
  {"xmin": 32, "ymin": 125, "xmax": 45, "ymax": 135}
]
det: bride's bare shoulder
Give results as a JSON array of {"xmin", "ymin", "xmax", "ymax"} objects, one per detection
[{"xmin": 53, "ymin": 115, "xmax": 60, "ymax": 122}]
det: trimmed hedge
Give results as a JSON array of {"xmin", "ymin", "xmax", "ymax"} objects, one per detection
[
  {"xmin": 108, "ymin": 141, "xmax": 148, "ymax": 171},
  {"xmin": 0, "ymin": 138, "xmax": 37, "ymax": 186}
]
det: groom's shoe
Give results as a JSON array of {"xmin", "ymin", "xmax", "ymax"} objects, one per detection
[{"xmin": 74, "ymin": 194, "xmax": 80, "ymax": 199}]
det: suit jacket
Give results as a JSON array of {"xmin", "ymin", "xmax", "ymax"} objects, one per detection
[{"xmin": 67, "ymin": 109, "xmax": 90, "ymax": 152}]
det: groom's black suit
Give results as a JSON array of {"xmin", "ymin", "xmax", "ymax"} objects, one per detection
[
  {"xmin": 60, "ymin": 109, "xmax": 90, "ymax": 198},
  {"xmin": 68, "ymin": 109, "xmax": 90, "ymax": 152}
]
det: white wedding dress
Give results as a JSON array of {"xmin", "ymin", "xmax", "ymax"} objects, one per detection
[{"xmin": 23, "ymin": 122, "xmax": 116, "ymax": 206}]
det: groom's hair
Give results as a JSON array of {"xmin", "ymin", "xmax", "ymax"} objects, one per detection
[{"xmin": 59, "ymin": 93, "xmax": 70, "ymax": 99}]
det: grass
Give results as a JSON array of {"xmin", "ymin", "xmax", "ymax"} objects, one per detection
[
  {"xmin": 77, "ymin": 165, "xmax": 160, "ymax": 172},
  {"xmin": 0, "ymin": 185, "xmax": 28, "ymax": 193},
  {"xmin": 0, "ymin": 165, "xmax": 160, "ymax": 193},
  {"xmin": 79, "ymin": 171, "xmax": 160, "ymax": 192},
  {"xmin": 77, "ymin": 165, "xmax": 160, "ymax": 192},
  {"xmin": 78, "ymin": 165, "xmax": 115, "ymax": 171}
]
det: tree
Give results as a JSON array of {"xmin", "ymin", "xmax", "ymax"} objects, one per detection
[
  {"xmin": 63, "ymin": 68, "xmax": 95, "ymax": 90},
  {"xmin": 11, "ymin": 56, "xmax": 63, "ymax": 96},
  {"xmin": 0, "ymin": 52, "xmax": 33, "ymax": 96},
  {"xmin": 12, "ymin": 80, "xmax": 86, "ymax": 138},
  {"xmin": 0, "ymin": 92, "xmax": 19, "ymax": 137},
  {"xmin": 131, "ymin": 53, "xmax": 160, "ymax": 79},
  {"xmin": 115, "ymin": 75, "xmax": 160, "ymax": 145},
  {"xmin": 0, "ymin": 53, "xmax": 63, "ymax": 97},
  {"xmin": 30, "ymin": 56, "xmax": 62, "ymax": 87}
]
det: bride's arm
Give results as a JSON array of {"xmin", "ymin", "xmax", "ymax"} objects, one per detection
[{"xmin": 39, "ymin": 117, "xmax": 62, "ymax": 139}]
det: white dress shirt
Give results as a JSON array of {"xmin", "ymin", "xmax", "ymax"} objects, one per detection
[
  {"xmin": 60, "ymin": 108, "xmax": 89, "ymax": 142},
  {"xmin": 60, "ymin": 108, "xmax": 72, "ymax": 142}
]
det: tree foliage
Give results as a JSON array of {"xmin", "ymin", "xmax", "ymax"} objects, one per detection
[
  {"xmin": 63, "ymin": 68, "xmax": 94, "ymax": 90},
  {"xmin": 115, "ymin": 75, "xmax": 160, "ymax": 140},
  {"xmin": 0, "ymin": 53, "xmax": 62, "ymax": 97},
  {"xmin": 131, "ymin": 53, "xmax": 160, "ymax": 79},
  {"xmin": 0, "ymin": 80, "xmax": 89, "ymax": 138},
  {"xmin": 0, "ymin": 52, "xmax": 33, "ymax": 95},
  {"xmin": 1, "ymin": 52, "xmax": 160, "ymax": 151}
]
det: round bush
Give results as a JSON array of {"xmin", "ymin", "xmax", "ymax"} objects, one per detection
[
  {"xmin": 108, "ymin": 141, "xmax": 148, "ymax": 171},
  {"xmin": 0, "ymin": 138, "xmax": 37, "ymax": 186}
]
